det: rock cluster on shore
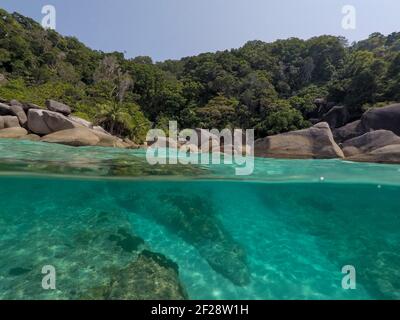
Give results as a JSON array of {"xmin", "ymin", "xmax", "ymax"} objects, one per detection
[
  {"xmin": 254, "ymin": 102, "xmax": 400, "ymax": 164},
  {"xmin": 1, "ymin": 97, "xmax": 400, "ymax": 164},
  {"xmin": 0, "ymin": 99, "xmax": 138, "ymax": 148}
]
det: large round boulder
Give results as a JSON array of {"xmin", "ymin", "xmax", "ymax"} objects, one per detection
[
  {"xmin": 333, "ymin": 120, "xmax": 364, "ymax": 143},
  {"xmin": 342, "ymin": 130, "xmax": 400, "ymax": 157},
  {"xmin": 254, "ymin": 122, "xmax": 344, "ymax": 159},
  {"xmin": 45, "ymin": 99, "xmax": 72, "ymax": 116},
  {"xmin": 27, "ymin": 109, "xmax": 82, "ymax": 135},
  {"xmin": 361, "ymin": 104, "xmax": 400, "ymax": 135}
]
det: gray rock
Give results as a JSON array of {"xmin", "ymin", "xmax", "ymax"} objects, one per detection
[
  {"xmin": 10, "ymin": 105, "xmax": 27, "ymax": 126},
  {"xmin": 68, "ymin": 115, "xmax": 93, "ymax": 128},
  {"xmin": 44, "ymin": 111, "xmax": 81, "ymax": 132},
  {"xmin": 342, "ymin": 130, "xmax": 400, "ymax": 157},
  {"xmin": 333, "ymin": 120, "xmax": 364, "ymax": 143},
  {"xmin": 2, "ymin": 116, "xmax": 20, "ymax": 128},
  {"xmin": 321, "ymin": 105, "xmax": 350, "ymax": 128},
  {"xmin": 27, "ymin": 109, "xmax": 81, "ymax": 135},
  {"xmin": 361, "ymin": 103, "xmax": 400, "ymax": 135},
  {"xmin": 45, "ymin": 99, "xmax": 72, "ymax": 116},
  {"xmin": 0, "ymin": 127, "xmax": 28, "ymax": 138},
  {"xmin": 254, "ymin": 122, "xmax": 344, "ymax": 159},
  {"xmin": 93, "ymin": 125, "xmax": 110, "ymax": 135},
  {"xmin": 9, "ymin": 99, "xmax": 23, "ymax": 107},
  {"xmin": 27, "ymin": 109, "xmax": 51, "ymax": 135},
  {"xmin": 0, "ymin": 102, "xmax": 11, "ymax": 116},
  {"xmin": 22, "ymin": 102, "xmax": 41, "ymax": 113},
  {"xmin": 347, "ymin": 145, "xmax": 400, "ymax": 164}
]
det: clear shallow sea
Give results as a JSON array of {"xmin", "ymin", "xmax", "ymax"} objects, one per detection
[{"xmin": 0, "ymin": 139, "xmax": 400, "ymax": 300}]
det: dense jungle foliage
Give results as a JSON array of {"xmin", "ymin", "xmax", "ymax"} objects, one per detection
[{"xmin": 1, "ymin": 9, "xmax": 400, "ymax": 141}]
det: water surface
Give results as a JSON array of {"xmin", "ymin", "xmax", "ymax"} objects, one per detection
[{"xmin": 0, "ymin": 139, "xmax": 399, "ymax": 299}]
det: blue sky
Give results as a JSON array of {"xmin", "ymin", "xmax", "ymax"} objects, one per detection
[{"xmin": 1, "ymin": 0, "xmax": 399, "ymax": 61}]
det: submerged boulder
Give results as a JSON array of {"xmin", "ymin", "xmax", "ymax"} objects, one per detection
[
  {"xmin": 342, "ymin": 130, "xmax": 400, "ymax": 157},
  {"xmin": 84, "ymin": 250, "xmax": 188, "ymax": 300},
  {"xmin": 108, "ymin": 250, "xmax": 188, "ymax": 300},
  {"xmin": 254, "ymin": 122, "xmax": 344, "ymax": 159},
  {"xmin": 0, "ymin": 127, "xmax": 28, "ymax": 138},
  {"xmin": 116, "ymin": 192, "xmax": 251, "ymax": 287},
  {"xmin": 45, "ymin": 99, "xmax": 72, "ymax": 116},
  {"xmin": 360, "ymin": 104, "xmax": 400, "ymax": 135}
]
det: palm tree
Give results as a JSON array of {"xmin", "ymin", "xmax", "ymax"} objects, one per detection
[{"xmin": 95, "ymin": 103, "xmax": 133, "ymax": 136}]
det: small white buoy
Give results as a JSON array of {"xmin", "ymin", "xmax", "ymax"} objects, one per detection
[
  {"xmin": 377, "ymin": 185, "xmax": 382, "ymax": 189},
  {"xmin": 320, "ymin": 176, "xmax": 325, "ymax": 181}
]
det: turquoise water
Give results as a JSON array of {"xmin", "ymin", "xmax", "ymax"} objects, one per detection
[{"xmin": 1, "ymin": 139, "xmax": 400, "ymax": 299}]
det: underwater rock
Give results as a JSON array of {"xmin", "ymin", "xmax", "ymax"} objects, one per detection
[
  {"xmin": 107, "ymin": 228, "xmax": 146, "ymax": 253},
  {"xmin": 84, "ymin": 250, "xmax": 188, "ymax": 300},
  {"xmin": 108, "ymin": 250, "xmax": 187, "ymax": 300},
  {"xmin": 116, "ymin": 192, "xmax": 251, "ymax": 286}
]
